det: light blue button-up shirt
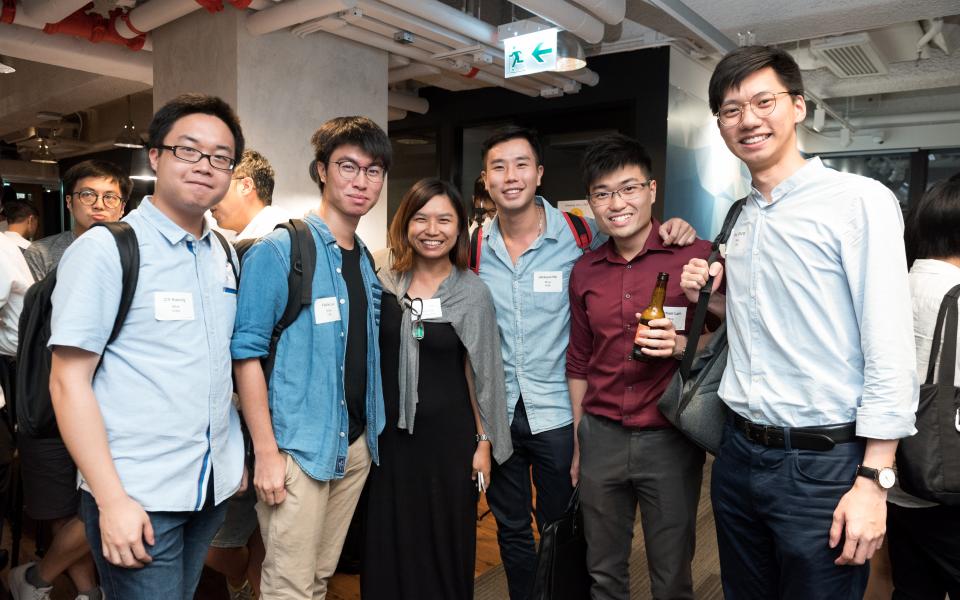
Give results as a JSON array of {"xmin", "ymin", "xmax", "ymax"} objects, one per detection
[
  {"xmin": 231, "ymin": 213, "xmax": 384, "ymax": 480},
  {"xmin": 50, "ymin": 197, "xmax": 244, "ymax": 512},
  {"xmin": 477, "ymin": 197, "xmax": 602, "ymax": 434},
  {"xmin": 720, "ymin": 158, "xmax": 918, "ymax": 439}
]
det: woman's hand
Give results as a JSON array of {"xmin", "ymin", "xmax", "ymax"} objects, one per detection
[{"xmin": 472, "ymin": 441, "xmax": 492, "ymax": 492}]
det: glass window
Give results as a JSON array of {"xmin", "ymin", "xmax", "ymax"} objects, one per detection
[
  {"xmin": 926, "ymin": 148, "xmax": 960, "ymax": 189},
  {"xmin": 819, "ymin": 153, "xmax": 911, "ymax": 210}
]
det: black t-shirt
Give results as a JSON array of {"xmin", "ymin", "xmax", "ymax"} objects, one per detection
[{"xmin": 339, "ymin": 244, "xmax": 367, "ymax": 444}]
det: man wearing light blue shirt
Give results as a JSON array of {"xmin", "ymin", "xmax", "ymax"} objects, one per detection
[
  {"xmin": 683, "ymin": 46, "xmax": 918, "ymax": 599},
  {"xmin": 476, "ymin": 126, "xmax": 696, "ymax": 600},
  {"xmin": 48, "ymin": 94, "xmax": 246, "ymax": 600}
]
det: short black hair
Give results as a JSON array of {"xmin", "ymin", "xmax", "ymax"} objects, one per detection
[
  {"xmin": 708, "ymin": 45, "xmax": 805, "ymax": 115},
  {"xmin": 0, "ymin": 199, "xmax": 38, "ymax": 223},
  {"xmin": 905, "ymin": 173, "xmax": 960, "ymax": 267},
  {"xmin": 472, "ymin": 175, "xmax": 490, "ymax": 203},
  {"xmin": 63, "ymin": 159, "xmax": 133, "ymax": 201},
  {"xmin": 308, "ymin": 116, "xmax": 391, "ymax": 192},
  {"xmin": 480, "ymin": 126, "xmax": 543, "ymax": 167},
  {"xmin": 580, "ymin": 133, "xmax": 653, "ymax": 195},
  {"xmin": 235, "ymin": 149, "xmax": 275, "ymax": 205},
  {"xmin": 147, "ymin": 93, "xmax": 245, "ymax": 162}
]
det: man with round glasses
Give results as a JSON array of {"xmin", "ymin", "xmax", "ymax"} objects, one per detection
[
  {"xmin": 682, "ymin": 45, "xmax": 917, "ymax": 599},
  {"xmin": 24, "ymin": 160, "xmax": 131, "ymax": 281},
  {"xmin": 48, "ymin": 94, "xmax": 246, "ymax": 599}
]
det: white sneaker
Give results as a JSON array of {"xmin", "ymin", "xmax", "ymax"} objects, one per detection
[
  {"xmin": 8, "ymin": 563, "xmax": 53, "ymax": 600},
  {"xmin": 75, "ymin": 588, "xmax": 105, "ymax": 600}
]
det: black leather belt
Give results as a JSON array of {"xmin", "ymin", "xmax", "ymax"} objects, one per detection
[{"xmin": 732, "ymin": 413, "xmax": 858, "ymax": 451}]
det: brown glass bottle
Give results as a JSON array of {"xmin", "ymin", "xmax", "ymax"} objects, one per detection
[{"xmin": 632, "ymin": 272, "xmax": 669, "ymax": 361}]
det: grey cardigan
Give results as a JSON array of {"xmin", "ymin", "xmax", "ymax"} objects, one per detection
[{"xmin": 378, "ymin": 262, "xmax": 513, "ymax": 465}]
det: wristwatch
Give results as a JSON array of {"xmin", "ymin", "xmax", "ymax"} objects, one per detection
[
  {"xmin": 856, "ymin": 465, "xmax": 896, "ymax": 490},
  {"xmin": 476, "ymin": 433, "xmax": 490, "ymax": 443}
]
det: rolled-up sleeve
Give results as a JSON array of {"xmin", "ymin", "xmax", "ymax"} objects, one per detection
[
  {"xmin": 842, "ymin": 183, "xmax": 919, "ymax": 439},
  {"xmin": 231, "ymin": 237, "xmax": 289, "ymax": 360}
]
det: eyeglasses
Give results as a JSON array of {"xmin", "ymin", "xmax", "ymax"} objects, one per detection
[
  {"xmin": 716, "ymin": 91, "xmax": 795, "ymax": 127},
  {"xmin": 73, "ymin": 189, "xmax": 124, "ymax": 209},
  {"xmin": 333, "ymin": 159, "xmax": 385, "ymax": 182},
  {"xmin": 588, "ymin": 181, "xmax": 652, "ymax": 206},
  {"xmin": 158, "ymin": 144, "xmax": 236, "ymax": 171},
  {"xmin": 408, "ymin": 297, "xmax": 424, "ymax": 341}
]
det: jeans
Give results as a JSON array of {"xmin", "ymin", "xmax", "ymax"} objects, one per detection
[
  {"xmin": 711, "ymin": 420, "xmax": 869, "ymax": 600},
  {"xmin": 486, "ymin": 398, "xmax": 574, "ymax": 600},
  {"xmin": 79, "ymin": 490, "xmax": 227, "ymax": 600}
]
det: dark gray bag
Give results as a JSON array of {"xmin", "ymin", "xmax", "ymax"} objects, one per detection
[{"xmin": 658, "ymin": 199, "xmax": 745, "ymax": 455}]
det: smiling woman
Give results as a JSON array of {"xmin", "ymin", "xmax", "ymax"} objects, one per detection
[{"xmin": 363, "ymin": 177, "xmax": 512, "ymax": 600}]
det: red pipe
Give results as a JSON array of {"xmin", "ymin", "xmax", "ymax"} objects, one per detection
[
  {"xmin": 42, "ymin": 3, "xmax": 145, "ymax": 50},
  {"xmin": 1, "ymin": 0, "xmax": 16, "ymax": 25}
]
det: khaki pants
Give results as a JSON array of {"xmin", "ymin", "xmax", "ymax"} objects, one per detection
[{"xmin": 257, "ymin": 436, "xmax": 371, "ymax": 600}]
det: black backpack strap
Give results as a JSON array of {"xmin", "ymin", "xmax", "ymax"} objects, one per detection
[
  {"xmin": 264, "ymin": 219, "xmax": 316, "ymax": 379},
  {"xmin": 94, "ymin": 222, "xmax": 139, "ymax": 345},
  {"xmin": 562, "ymin": 211, "xmax": 592, "ymax": 250},
  {"xmin": 925, "ymin": 283, "xmax": 960, "ymax": 385},
  {"xmin": 233, "ymin": 237, "xmax": 257, "ymax": 261},
  {"xmin": 469, "ymin": 225, "xmax": 482, "ymax": 274},
  {"xmin": 212, "ymin": 230, "xmax": 239, "ymax": 282},
  {"xmin": 679, "ymin": 198, "xmax": 746, "ymax": 378}
]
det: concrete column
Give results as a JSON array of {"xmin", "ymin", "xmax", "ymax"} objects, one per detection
[{"xmin": 151, "ymin": 9, "xmax": 390, "ymax": 248}]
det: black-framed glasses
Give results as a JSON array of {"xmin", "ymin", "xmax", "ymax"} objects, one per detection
[
  {"xmin": 716, "ymin": 91, "xmax": 795, "ymax": 127},
  {"xmin": 158, "ymin": 144, "xmax": 236, "ymax": 171},
  {"xmin": 406, "ymin": 297, "xmax": 424, "ymax": 340},
  {"xmin": 333, "ymin": 159, "xmax": 385, "ymax": 182},
  {"xmin": 73, "ymin": 189, "xmax": 124, "ymax": 209},
  {"xmin": 588, "ymin": 181, "xmax": 652, "ymax": 206}
]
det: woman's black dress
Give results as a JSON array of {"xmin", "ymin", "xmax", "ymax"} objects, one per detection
[{"xmin": 361, "ymin": 292, "xmax": 478, "ymax": 599}]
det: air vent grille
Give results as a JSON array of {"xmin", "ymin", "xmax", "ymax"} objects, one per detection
[{"xmin": 810, "ymin": 32, "xmax": 889, "ymax": 78}]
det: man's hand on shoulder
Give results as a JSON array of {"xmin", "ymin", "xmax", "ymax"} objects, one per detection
[
  {"xmin": 660, "ymin": 218, "xmax": 696, "ymax": 246},
  {"xmin": 97, "ymin": 494, "xmax": 154, "ymax": 568},
  {"xmin": 829, "ymin": 477, "xmax": 887, "ymax": 566}
]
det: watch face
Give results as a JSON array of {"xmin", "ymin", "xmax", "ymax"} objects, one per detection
[{"xmin": 878, "ymin": 468, "xmax": 896, "ymax": 489}]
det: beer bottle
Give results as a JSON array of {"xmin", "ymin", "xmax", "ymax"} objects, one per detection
[{"xmin": 632, "ymin": 272, "xmax": 669, "ymax": 361}]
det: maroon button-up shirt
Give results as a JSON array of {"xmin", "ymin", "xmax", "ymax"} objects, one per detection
[{"xmin": 567, "ymin": 221, "xmax": 713, "ymax": 428}]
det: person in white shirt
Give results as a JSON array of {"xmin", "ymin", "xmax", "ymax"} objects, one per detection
[
  {"xmin": 1, "ymin": 200, "xmax": 38, "ymax": 249},
  {"xmin": 209, "ymin": 149, "xmax": 288, "ymax": 248}
]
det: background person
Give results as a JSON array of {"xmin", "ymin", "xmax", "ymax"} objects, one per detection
[{"xmin": 1, "ymin": 200, "xmax": 39, "ymax": 249}]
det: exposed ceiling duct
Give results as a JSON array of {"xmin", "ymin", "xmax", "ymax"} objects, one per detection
[
  {"xmin": 246, "ymin": 0, "xmax": 357, "ymax": 36},
  {"xmin": 389, "ymin": 63, "xmax": 442, "ymax": 84},
  {"xmin": 387, "ymin": 91, "xmax": 429, "ymax": 114},
  {"xmin": 505, "ymin": 0, "xmax": 606, "ymax": 44},
  {"xmin": 569, "ymin": 0, "xmax": 626, "ymax": 26},
  {"xmin": 0, "ymin": 0, "xmax": 89, "ymax": 28}
]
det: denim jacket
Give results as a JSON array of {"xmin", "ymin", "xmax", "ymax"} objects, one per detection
[{"xmin": 231, "ymin": 213, "xmax": 384, "ymax": 480}]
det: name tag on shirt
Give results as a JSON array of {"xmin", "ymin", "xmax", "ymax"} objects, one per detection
[
  {"xmin": 664, "ymin": 306, "xmax": 688, "ymax": 331},
  {"xmin": 155, "ymin": 292, "xmax": 195, "ymax": 321},
  {"xmin": 724, "ymin": 224, "xmax": 750, "ymax": 257},
  {"xmin": 416, "ymin": 298, "xmax": 442, "ymax": 320},
  {"xmin": 533, "ymin": 271, "xmax": 562, "ymax": 293},
  {"xmin": 314, "ymin": 297, "xmax": 342, "ymax": 324}
]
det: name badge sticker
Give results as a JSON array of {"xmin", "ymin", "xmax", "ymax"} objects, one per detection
[
  {"xmin": 155, "ymin": 292, "xmax": 196, "ymax": 321},
  {"xmin": 664, "ymin": 306, "xmax": 688, "ymax": 331},
  {"xmin": 533, "ymin": 271, "xmax": 563, "ymax": 293},
  {"xmin": 314, "ymin": 297, "xmax": 342, "ymax": 324},
  {"xmin": 224, "ymin": 263, "xmax": 237, "ymax": 289},
  {"xmin": 420, "ymin": 298, "xmax": 443, "ymax": 320},
  {"xmin": 726, "ymin": 224, "xmax": 750, "ymax": 256}
]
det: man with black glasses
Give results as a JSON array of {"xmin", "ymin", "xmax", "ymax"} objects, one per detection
[
  {"xmin": 11, "ymin": 160, "xmax": 130, "ymax": 600},
  {"xmin": 683, "ymin": 46, "xmax": 917, "ymax": 598},
  {"xmin": 232, "ymin": 116, "xmax": 389, "ymax": 600},
  {"xmin": 48, "ymin": 94, "xmax": 245, "ymax": 599}
]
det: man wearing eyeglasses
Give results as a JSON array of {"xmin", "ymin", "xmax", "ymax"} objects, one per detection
[
  {"xmin": 47, "ymin": 94, "xmax": 246, "ymax": 599},
  {"xmin": 232, "ymin": 116, "xmax": 389, "ymax": 599},
  {"xmin": 566, "ymin": 134, "xmax": 713, "ymax": 600},
  {"xmin": 24, "ymin": 160, "xmax": 131, "ymax": 281},
  {"xmin": 209, "ymin": 149, "xmax": 288, "ymax": 253},
  {"xmin": 10, "ymin": 160, "xmax": 130, "ymax": 600},
  {"xmin": 682, "ymin": 46, "xmax": 917, "ymax": 599}
]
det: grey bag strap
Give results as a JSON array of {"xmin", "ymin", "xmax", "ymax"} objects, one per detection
[{"xmin": 679, "ymin": 198, "xmax": 747, "ymax": 378}]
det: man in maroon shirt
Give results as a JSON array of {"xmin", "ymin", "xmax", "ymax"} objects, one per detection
[{"xmin": 567, "ymin": 134, "xmax": 712, "ymax": 600}]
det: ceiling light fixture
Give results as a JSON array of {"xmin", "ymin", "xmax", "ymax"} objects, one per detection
[
  {"xmin": 129, "ymin": 148, "xmax": 156, "ymax": 181},
  {"xmin": 555, "ymin": 31, "xmax": 587, "ymax": 72},
  {"xmin": 114, "ymin": 95, "xmax": 144, "ymax": 149},
  {"xmin": 31, "ymin": 139, "xmax": 58, "ymax": 164}
]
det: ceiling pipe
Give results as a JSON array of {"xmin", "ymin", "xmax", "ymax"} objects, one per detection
[
  {"xmin": 0, "ymin": 23, "xmax": 153, "ymax": 83},
  {"xmin": 568, "ymin": 0, "xmax": 624, "ymax": 26},
  {"xmin": 388, "ymin": 54, "xmax": 411, "ymax": 68},
  {"xmin": 112, "ymin": 0, "xmax": 204, "ymax": 39},
  {"xmin": 388, "ymin": 91, "xmax": 429, "ymax": 114},
  {"xmin": 388, "ymin": 62, "xmax": 441, "ymax": 84},
  {"xmin": 246, "ymin": 0, "xmax": 357, "ymax": 36},
  {"xmin": 917, "ymin": 18, "xmax": 943, "ymax": 56},
  {"xmin": 1, "ymin": 0, "xmax": 89, "ymax": 28},
  {"xmin": 820, "ymin": 110, "xmax": 960, "ymax": 130},
  {"xmin": 505, "ymin": 0, "xmax": 605, "ymax": 44},
  {"xmin": 41, "ymin": 5, "xmax": 147, "ymax": 50},
  {"xmin": 643, "ymin": 0, "xmax": 737, "ymax": 54},
  {"xmin": 388, "ymin": 107, "xmax": 408, "ymax": 121}
]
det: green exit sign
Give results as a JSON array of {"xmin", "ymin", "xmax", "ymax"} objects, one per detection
[{"xmin": 503, "ymin": 28, "xmax": 557, "ymax": 78}]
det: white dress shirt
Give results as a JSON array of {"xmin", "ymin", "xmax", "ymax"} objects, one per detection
[
  {"xmin": 4, "ymin": 230, "xmax": 31, "ymax": 249},
  {"xmin": 236, "ymin": 204, "xmax": 290, "ymax": 241},
  {"xmin": 0, "ymin": 234, "xmax": 34, "ymax": 407}
]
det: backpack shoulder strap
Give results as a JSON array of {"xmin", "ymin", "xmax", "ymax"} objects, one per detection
[
  {"xmin": 275, "ymin": 219, "xmax": 316, "ymax": 334},
  {"xmin": 469, "ymin": 225, "xmax": 483, "ymax": 275},
  {"xmin": 94, "ymin": 222, "xmax": 139, "ymax": 345},
  {"xmin": 212, "ymin": 230, "xmax": 239, "ymax": 281},
  {"xmin": 561, "ymin": 211, "xmax": 592, "ymax": 250}
]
